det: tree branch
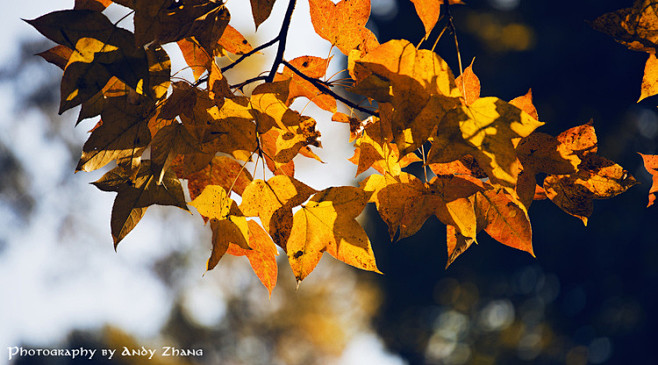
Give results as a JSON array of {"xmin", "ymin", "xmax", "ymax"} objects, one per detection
[
  {"xmin": 282, "ymin": 60, "xmax": 379, "ymax": 117},
  {"xmin": 265, "ymin": 0, "xmax": 298, "ymax": 83}
]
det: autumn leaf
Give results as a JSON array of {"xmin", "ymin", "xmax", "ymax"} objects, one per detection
[
  {"xmin": 189, "ymin": 185, "xmax": 252, "ymax": 270},
  {"xmin": 74, "ymin": 0, "xmax": 112, "ymax": 12},
  {"xmin": 132, "ymin": 0, "xmax": 230, "ymax": 52},
  {"xmin": 93, "ymin": 162, "xmax": 188, "ymax": 247},
  {"xmin": 150, "ymin": 123, "xmax": 200, "ymax": 183},
  {"xmin": 308, "ymin": 0, "xmax": 379, "ymax": 55},
  {"xmin": 76, "ymin": 96, "xmax": 152, "ymax": 173},
  {"xmin": 471, "ymin": 189, "xmax": 534, "ymax": 256},
  {"xmin": 429, "ymin": 97, "xmax": 544, "ymax": 186},
  {"xmin": 361, "ymin": 172, "xmax": 482, "ymax": 241},
  {"xmin": 226, "ymin": 220, "xmax": 279, "ymax": 295},
  {"xmin": 350, "ymin": 39, "xmax": 461, "ymax": 154},
  {"xmin": 286, "ymin": 186, "xmax": 380, "ymax": 281},
  {"xmin": 639, "ymin": 153, "xmax": 658, "ymax": 207},
  {"xmin": 445, "ymin": 225, "xmax": 475, "ymax": 269},
  {"xmin": 183, "ymin": 156, "xmax": 253, "ymax": 200},
  {"xmin": 349, "ymin": 119, "xmax": 421, "ymax": 177},
  {"xmin": 37, "ymin": 45, "xmax": 73, "ymax": 70},
  {"xmin": 410, "ymin": 0, "xmax": 464, "ymax": 37},
  {"xmin": 250, "ymin": 0, "xmax": 277, "ymax": 30},
  {"xmin": 274, "ymin": 56, "xmax": 337, "ymax": 112},
  {"xmin": 240, "ymin": 176, "xmax": 317, "ymax": 247},
  {"xmin": 455, "ymin": 58, "xmax": 480, "ymax": 106},
  {"xmin": 218, "ymin": 25, "xmax": 254, "ymax": 55},
  {"xmin": 27, "ymin": 10, "xmax": 149, "ymax": 113},
  {"xmin": 178, "ymin": 37, "xmax": 212, "ymax": 81},
  {"xmin": 640, "ymin": 53, "xmax": 658, "ymax": 101},
  {"xmin": 543, "ymin": 154, "xmax": 638, "ymax": 225},
  {"xmin": 592, "ymin": 0, "xmax": 658, "ymax": 53},
  {"xmin": 510, "ymin": 89, "xmax": 539, "ymax": 121}
]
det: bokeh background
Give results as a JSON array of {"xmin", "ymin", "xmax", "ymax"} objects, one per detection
[{"xmin": 1, "ymin": 0, "xmax": 657, "ymax": 364}]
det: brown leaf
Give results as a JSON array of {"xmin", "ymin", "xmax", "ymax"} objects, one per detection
[
  {"xmin": 592, "ymin": 0, "xmax": 658, "ymax": 53},
  {"xmin": 77, "ymin": 96, "xmax": 152, "ymax": 172},
  {"xmin": 250, "ymin": 0, "xmax": 277, "ymax": 30},
  {"xmin": 37, "ymin": 45, "xmax": 73, "ymax": 70},
  {"xmin": 74, "ymin": 0, "xmax": 112, "ymax": 12},
  {"xmin": 93, "ymin": 162, "xmax": 188, "ymax": 247},
  {"xmin": 544, "ymin": 155, "xmax": 638, "ymax": 225}
]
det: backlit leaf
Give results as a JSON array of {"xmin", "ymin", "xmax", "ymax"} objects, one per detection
[
  {"xmin": 93, "ymin": 162, "xmax": 188, "ymax": 247},
  {"xmin": 287, "ymin": 186, "xmax": 380, "ymax": 281},
  {"xmin": 308, "ymin": 0, "xmax": 379, "ymax": 55}
]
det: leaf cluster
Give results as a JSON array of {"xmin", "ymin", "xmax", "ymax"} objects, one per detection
[{"xmin": 28, "ymin": 0, "xmax": 642, "ymax": 294}]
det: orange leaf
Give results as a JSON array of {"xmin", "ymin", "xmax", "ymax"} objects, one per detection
[
  {"xmin": 455, "ymin": 58, "xmax": 480, "ymax": 105},
  {"xmin": 218, "ymin": 25, "xmax": 254, "ymax": 55},
  {"xmin": 509, "ymin": 89, "xmax": 539, "ymax": 121},
  {"xmin": 473, "ymin": 190, "xmax": 534, "ymax": 257},
  {"xmin": 226, "ymin": 220, "xmax": 279, "ymax": 296},
  {"xmin": 275, "ymin": 56, "xmax": 337, "ymax": 112},
  {"xmin": 178, "ymin": 37, "xmax": 211, "ymax": 81},
  {"xmin": 446, "ymin": 225, "xmax": 474, "ymax": 269},
  {"xmin": 639, "ymin": 153, "xmax": 658, "ymax": 207},
  {"xmin": 185, "ymin": 156, "xmax": 253, "ymax": 200},
  {"xmin": 308, "ymin": 0, "xmax": 379, "ymax": 55},
  {"xmin": 410, "ymin": 0, "xmax": 464, "ymax": 36}
]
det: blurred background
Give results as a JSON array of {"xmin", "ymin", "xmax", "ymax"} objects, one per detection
[{"xmin": 2, "ymin": 0, "xmax": 657, "ymax": 364}]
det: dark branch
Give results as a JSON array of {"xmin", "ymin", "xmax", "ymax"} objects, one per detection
[
  {"xmin": 265, "ymin": 0, "xmax": 297, "ymax": 83},
  {"xmin": 282, "ymin": 60, "xmax": 379, "ymax": 117},
  {"xmin": 230, "ymin": 75, "xmax": 268, "ymax": 91},
  {"xmin": 221, "ymin": 37, "xmax": 278, "ymax": 74}
]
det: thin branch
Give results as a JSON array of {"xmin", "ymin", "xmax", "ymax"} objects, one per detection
[
  {"xmin": 444, "ymin": 0, "xmax": 464, "ymax": 76},
  {"xmin": 265, "ymin": 0, "xmax": 298, "ymax": 82},
  {"xmin": 282, "ymin": 60, "xmax": 379, "ymax": 117},
  {"xmin": 221, "ymin": 36, "xmax": 279, "ymax": 74},
  {"xmin": 230, "ymin": 75, "xmax": 268, "ymax": 91}
]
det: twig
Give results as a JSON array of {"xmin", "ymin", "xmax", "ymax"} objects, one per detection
[{"xmin": 282, "ymin": 60, "xmax": 379, "ymax": 117}]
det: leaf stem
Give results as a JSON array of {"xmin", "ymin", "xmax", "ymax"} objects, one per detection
[{"xmin": 282, "ymin": 60, "xmax": 379, "ymax": 117}]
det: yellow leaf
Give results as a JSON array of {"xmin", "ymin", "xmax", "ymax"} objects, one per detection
[
  {"xmin": 240, "ymin": 176, "xmax": 317, "ymax": 246},
  {"xmin": 429, "ymin": 97, "xmax": 544, "ymax": 186},
  {"xmin": 640, "ymin": 53, "xmax": 658, "ymax": 101},
  {"xmin": 287, "ymin": 186, "xmax": 380, "ymax": 281}
]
